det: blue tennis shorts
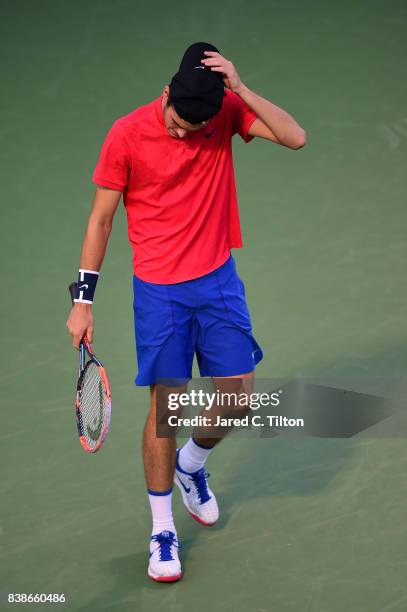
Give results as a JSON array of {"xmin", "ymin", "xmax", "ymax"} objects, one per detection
[{"xmin": 132, "ymin": 255, "xmax": 263, "ymax": 386}]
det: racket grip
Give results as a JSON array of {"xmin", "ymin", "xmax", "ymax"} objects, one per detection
[{"xmin": 69, "ymin": 282, "xmax": 78, "ymax": 306}]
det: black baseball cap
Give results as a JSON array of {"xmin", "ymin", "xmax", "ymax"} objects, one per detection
[{"xmin": 168, "ymin": 42, "xmax": 225, "ymax": 124}]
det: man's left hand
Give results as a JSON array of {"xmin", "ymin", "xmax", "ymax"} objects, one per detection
[{"xmin": 201, "ymin": 51, "xmax": 244, "ymax": 94}]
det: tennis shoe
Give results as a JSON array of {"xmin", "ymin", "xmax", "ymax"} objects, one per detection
[
  {"xmin": 174, "ymin": 449, "xmax": 219, "ymax": 526},
  {"xmin": 148, "ymin": 530, "xmax": 182, "ymax": 582}
]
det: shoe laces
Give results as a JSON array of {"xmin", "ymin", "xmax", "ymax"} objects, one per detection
[
  {"xmin": 190, "ymin": 468, "xmax": 211, "ymax": 504},
  {"xmin": 151, "ymin": 531, "xmax": 181, "ymax": 562}
]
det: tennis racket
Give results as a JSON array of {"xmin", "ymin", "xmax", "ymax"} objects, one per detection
[{"xmin": 69, "ymin": 282, "xmax": 111, "ymax": 453}]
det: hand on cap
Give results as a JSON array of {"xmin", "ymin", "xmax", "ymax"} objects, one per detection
[{"xmin": 201, "ymin": 51, "xmax": 244, "ymax": 94}]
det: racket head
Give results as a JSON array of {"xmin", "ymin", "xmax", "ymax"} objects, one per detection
[{"xmin": 76, "ymin": 346, "xmax": 112, "ymax": 453}]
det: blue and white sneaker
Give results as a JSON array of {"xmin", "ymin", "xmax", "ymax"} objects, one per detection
[
  {"xmin": 148, "ymin": 530, "xmax": 182, "ymax": 582},
  {"xmin": 174, "ymin": 449, "xmax": 219, "ymax": 526}
]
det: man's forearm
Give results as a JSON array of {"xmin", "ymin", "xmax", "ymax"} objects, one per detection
[
  {"xmin": 235, "ymin": 83, "xmax": 306, "ymax": 148},
  {"xmin": 78, "ymin": 214, "xmax": 112, "ymax": 272},
  {"xmin": 69, "ymin": 213, "xmax": 109, "ymax": 344}
]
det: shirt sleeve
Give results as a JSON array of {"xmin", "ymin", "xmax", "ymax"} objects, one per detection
[
  {"xmin": 92, "ymin": 121, "xmax": 131, "ymax": 191},
  {"xmin": 229, "ymin": 90, "xmax": 258, "ymax": 143}
]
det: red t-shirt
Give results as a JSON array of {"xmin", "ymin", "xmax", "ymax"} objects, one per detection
[{"xmin": 92, "ymin": 88, "xmax": 257, "ymax": 283}]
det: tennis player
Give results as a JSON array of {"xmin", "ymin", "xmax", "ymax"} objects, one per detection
[{"xmin": 66, "ymin": 42, "xmax": 306, "ymax": 582}]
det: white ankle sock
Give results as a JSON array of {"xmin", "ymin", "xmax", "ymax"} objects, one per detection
[
  {"xmin": 148, "ymin": 488, "xmax": 176, "ymax": 536},
  {"xmin": 178, "ymin": 438, "xmax": 214, "ymax": 473}
]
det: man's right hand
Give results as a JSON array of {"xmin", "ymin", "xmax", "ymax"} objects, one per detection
[{"xmin": 66, "ymin": 303, "xmax": 94, "ymax": 349}]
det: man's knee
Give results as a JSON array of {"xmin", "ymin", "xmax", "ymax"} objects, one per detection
[{"xmin": 149, "ymin": 383, "xmax": 187, "ymax": 436}]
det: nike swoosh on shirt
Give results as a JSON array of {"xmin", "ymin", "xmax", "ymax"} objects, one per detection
[
  {"xmin": 204, "ymin": 128, "xmax": 217, "ymax": 139},
  {"xmin": 79, "ymin": 284, "xmax": 89, "ymax": 290}
]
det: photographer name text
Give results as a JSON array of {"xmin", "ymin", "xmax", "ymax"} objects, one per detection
[{"xmin": 166, "ymin": 415, "xmax": 304, "ymax": 428}]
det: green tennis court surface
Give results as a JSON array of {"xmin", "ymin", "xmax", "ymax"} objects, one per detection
[{"xmin": 1, "ymin": 0, "xmax": 407, "ymax": 610}]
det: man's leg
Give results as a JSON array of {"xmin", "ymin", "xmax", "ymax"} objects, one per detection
[
  {"xmin": 133, "ymin": 270, "xmax": 196, "ymax": 580},
  {"xmin": 194, "ymin": 370, "xmax": 255, "ymax": 449},
  {"xmin": 175, "ymin": 371, "xmax": 255, "ymax": 525},
  {"xmin": 143, "ymin": 384, "xmax": 177, "ymax": 495},
  {"xmin": 144, "ymin": 384, "xmax": 184, "ymax": 582},
  {"xmin": 178, "ymin": 371, "xmax": 255, "ymax": 469}
]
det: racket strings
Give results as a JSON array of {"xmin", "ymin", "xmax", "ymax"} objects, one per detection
[{"xmin": 79, "ymin": 361, "xmax": 106, "ymax": 446}]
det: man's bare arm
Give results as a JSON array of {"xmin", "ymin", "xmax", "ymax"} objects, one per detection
[
  {"xmin": 78, "ymin": 185, "xmax": 122, "ymax": 270},
  {"xmin": 239, "ymin": 85, "xmax": 306, "ymax": 149},
  {"xmin": 200, "ymin": 50, "xmax": 306, "ymax": 149},
  {"xmin": 66, "ymin": 186, "xmax": 122, "ymax": 348}
]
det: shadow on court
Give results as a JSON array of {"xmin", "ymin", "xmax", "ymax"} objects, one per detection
[{"xmin": 211, "ymin": 441, "xmax": 359, "ymax": 547}]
